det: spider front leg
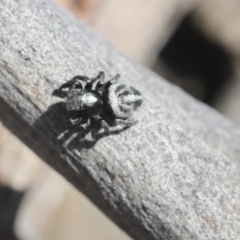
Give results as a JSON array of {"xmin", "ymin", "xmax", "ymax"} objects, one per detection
[
  {"xmin": 73, "ymin": 72, "xmax": 105, "ymax": 90},
  {"xmin": 54, "ymin": 77, "xmax": 83, "ymax": 98},
  {"xmin": 71, "ymin": 75, "xmax": 93, "ymax": 90},
  {"xmin": 59, "ymin": 78, "xmax": 84, "ymax": 92}
]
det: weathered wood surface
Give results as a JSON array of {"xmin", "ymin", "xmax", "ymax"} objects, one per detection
[{"xmin": 0, "ymin": 0, "xmax": 240, "ymax": 240}]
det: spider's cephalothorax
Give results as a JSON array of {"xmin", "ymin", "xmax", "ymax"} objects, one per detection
[{"xmin": 58, "ymin": 71, "xmax": 143, "ymax": 131}]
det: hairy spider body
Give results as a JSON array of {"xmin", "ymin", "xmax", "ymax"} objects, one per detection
[
  {"xmin": 66, "ymin": 89, "xmax": 103, "ymax": 113},
  {"xmin": 104, "ymin": 83, "xmax": 143, "ymax": 119},
  {"xmin": 58, "ymin": 71, "xmax": 143, "ymax": 131}
]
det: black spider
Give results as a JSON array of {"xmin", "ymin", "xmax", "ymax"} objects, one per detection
[{"xmin": 55, "ymin": 71, "xmax": 143, "ymax": 131}]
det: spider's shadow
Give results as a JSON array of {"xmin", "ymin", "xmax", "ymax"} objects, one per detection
[{"xmin": 34, "ymin": 90, "xmax": 129, "ymax": 152}]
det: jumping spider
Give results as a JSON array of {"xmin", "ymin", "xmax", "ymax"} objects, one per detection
[{"xmin": 56, "ymin": 71, "xmax": 143, "ymax": 132}]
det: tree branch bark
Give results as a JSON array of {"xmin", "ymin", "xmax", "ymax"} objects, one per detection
[{"xmin": 0, "ymin": 0, "xmax": 240, "ymax": 239}]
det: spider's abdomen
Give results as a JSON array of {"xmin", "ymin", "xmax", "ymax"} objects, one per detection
[{"xmin": 107, "ymin": 84, "xmax": 143, "ymax": 118}]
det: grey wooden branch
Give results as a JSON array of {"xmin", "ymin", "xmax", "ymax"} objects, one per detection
[{"xmin": 0, "ymin": 1, "xmax": 240, "ymax": 240}]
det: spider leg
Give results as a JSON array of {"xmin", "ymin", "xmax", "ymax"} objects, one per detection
[
  {"xmin": 73, "ymin": 73, "xmax": 105, "ymax": 90},
  {"xmin": 103, "ymin": 74, "xmax": 120, "ymax": 90},
  {"xmin": 93, "ymin": 71, "xmax": 105, "ymax": 90},
  {"xmin": 69, "ymin": 111, "xmax": 90, "ymax": 129},
  {"xmin": 59, "ymin": 76, "xmax": 85, "ymax": 91},
  {"xmin": 72, "ymin": 75, "xmax": 93, "ymax": 90},
  {"xmin": 54, "ymin": 77, "xmax": 83, "ymax": 98},
  {"xmin": 115, "ymin": 117, "xmax": 137, "ymax": 128},
  {"xmin": 69, "ymin": 117, "xmax": 82, "ymax": 125},
  {"xmin": 93, "ymin": 115, "xmax": 110, "ymax": 132},
  {"xmin": 80, "ymin": 119, "xmax": 91, "ymax": 129},
  {"xmin": 99, "ymin": 119, "xmax": 109, "ymax": 132}
]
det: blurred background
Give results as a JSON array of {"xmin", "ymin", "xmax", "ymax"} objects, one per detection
[{"xmin": 1, "ymin": 0, "xmax": 240, "ymax": 239}]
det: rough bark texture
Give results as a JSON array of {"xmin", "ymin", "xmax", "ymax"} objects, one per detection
[{"xmin": 0, "ymin": 1, "xmax": 240, "ymax": 240}]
